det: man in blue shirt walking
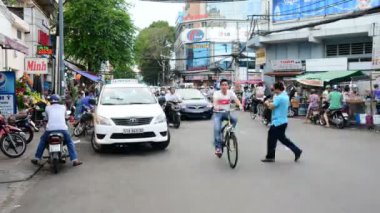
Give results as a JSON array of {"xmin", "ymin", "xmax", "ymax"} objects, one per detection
[{"xmin": 262, "ymin": 82, "xmax": 302, "ymax": 163}]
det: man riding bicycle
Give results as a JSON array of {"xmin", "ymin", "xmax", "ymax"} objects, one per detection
[{"xmin": 213, "ymin": 79, "xmax": 243, "ymax": 157}]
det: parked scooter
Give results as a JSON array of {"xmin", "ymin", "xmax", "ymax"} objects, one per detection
[
  {"xmin": 7, "ymin": 111, "xmax": 37, "ymax": 144},
  {"xmin": 0, "ymin": 114, "xmax": 27, "ymax": 158},
  {"xmin": 73, "ymin": 107, "xmax": 94, "ymax": 137}
]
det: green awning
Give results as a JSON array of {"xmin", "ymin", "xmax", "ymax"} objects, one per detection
[{"xmin": 296, "ymin": 71, "xmax": 365, "ymax": 87}]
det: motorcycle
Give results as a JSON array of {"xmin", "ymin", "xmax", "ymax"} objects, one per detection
[
  {"xmin": 165, "ymin": 101, "xmax": 181, "ymax": 128},
  {"xmin": 0, "ymin": 115, "xmax": 27, "ymax": 158},
  {"xmin": 73, "ymin": 108, "xmax": 94, "ymax": 137},
  {"xmin": 319, "ymin": 102, "xmax": 346, "ymax": 129},
  {"xmin": 45, "ymin": 131, "xmax": 68, "ymax": 174},
  {"xmin": 7, "ymin": 112, "xmax": 37, "ymax": 144},
  {"xmin": 308, "ymin": 108, "xmax": 321, "ymax": 124}
]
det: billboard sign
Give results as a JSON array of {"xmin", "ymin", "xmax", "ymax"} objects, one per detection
[
  {"xmin": 0, "ymin": 72, "xmax": 16, "ymax": 116},
  {"xmin": 214, "ymin": 43, "xmax": 232, "ymax": 70},
  {"xmin": 271, "ymin": 59, "xmax": 303, "ymax": 70},
  {"xmin": 186, "ymin": 42, "xmax": 210, "ymax": 71},
  {"xmin": 256, "ymin": 48, "xmax": 266, "ymax": 65},
  {"xmin": 273, "ymin": 0, "xmax": 380, "ymax": 22},
  {"xmin": 187, "ymin": 29, "xmax": 205, "ymax": 42},
  {"xmin": 25, "ymin": 58, "xmax": 49, "ymax": 74}
]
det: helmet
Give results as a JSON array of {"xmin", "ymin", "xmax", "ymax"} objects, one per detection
[
  {"xmin": 326, "ymin": 85, "xmax": 331, "ymax": 89},
  {"xmin": 50, "ymin": 94, "xmax": 61, "ymax": 104},
  {"xmin": 332, "ymin": 85, "xmax": 338, "ymax": 90}
]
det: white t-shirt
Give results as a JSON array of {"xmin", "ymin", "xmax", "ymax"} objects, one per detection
[
  {"xmin": 213, "ymin": 90, "xmax": 238, "ymax": 111},
  {"xmin": 165, "ymin": 93, "xmax": 182, "ymax": 102},
  {"xmin": 45, "ymin": 104, "xmax": 68, "ymax": 131},
  {"xmin": 255, "ymin": 86, "xmax": 265, "ymax": 99}
]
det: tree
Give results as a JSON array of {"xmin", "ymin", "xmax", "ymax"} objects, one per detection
[
  {"xmin": 135, "ymin": 21, "xmax": 174, "ymax": 85},
  {"xmin": 64, "ymin": 0, "xmax": 135, "ymax": 75}
]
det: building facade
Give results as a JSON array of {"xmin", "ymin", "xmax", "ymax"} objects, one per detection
[
  {"xmin": 174, "ymin": 0, "xmax": 262, "ymax": 87},
  {"xmin": 0, "ymin": 0, "xmax": 29, "ymax": 79},
  {"xmin": 247, "ymin": 0, "xmax": 380, "ymax": 83}
]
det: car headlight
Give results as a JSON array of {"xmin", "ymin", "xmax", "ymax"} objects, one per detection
[
  {"xmin": 154, "ymin": 113, "xmax": 166, "ymax": 124},
  {"xmin": 96, "ymin": 115, "xmax": 112, "ymax": 126}
]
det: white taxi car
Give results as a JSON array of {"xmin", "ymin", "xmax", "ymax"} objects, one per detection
[{"xmin": 91, "ymin": 79, "xmax": 169, "ymax": 152}]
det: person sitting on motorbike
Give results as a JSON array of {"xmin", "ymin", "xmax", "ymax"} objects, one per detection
[
  {"xmin": 306, "ymin": 89, "xmax": 320, "ymax": 122},
  {"xmin": 252, "ymin": 82, "xmax": 265, "ymax": 114},
  {"xmin": 31, "ymin": 95, "xmax": 82, "ymax": 166},
  {"xmin": 324, "ymin": 85, "xmax": 343, "ymax": 128},
  {"xmin": 213, "ymin": 79, "xmax": 243, "ymax": 157},
  {"xmin": 164, "ymin": 87, "xmax": 182, "ymax": 117}
]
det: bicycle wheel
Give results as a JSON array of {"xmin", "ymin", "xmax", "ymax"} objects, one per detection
[
  {"xmin": 0, "ymin": 133, "xmax": 27, "ymax": 158},
  {"xmin": 226, "ymin": 133, "xmax": 238, "ymax": 169}
]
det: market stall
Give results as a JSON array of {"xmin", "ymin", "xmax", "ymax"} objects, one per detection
[{"xmin": 295, "ymin": 71, "xmax": 367, "ymax": 120}]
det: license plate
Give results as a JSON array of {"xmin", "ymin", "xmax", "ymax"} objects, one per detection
[
  {"xmin": 49, "ymin": 144, "xmax": 61, "ymax": 152},
  {"xmin": 123, "ymin": 128, "xmax": 144, "ymax": 134},
  {"xmin": 342, "ymin": 113, "xmax": 348, "ymax": 117},
  {"xmin": 312, "ymin": 111, "xmax": 319, "ymax": 115}
]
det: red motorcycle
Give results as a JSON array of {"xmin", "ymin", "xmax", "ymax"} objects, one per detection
[{"xmin": 0, "ymin": 115, "xmax": 27, "ymax": 158}]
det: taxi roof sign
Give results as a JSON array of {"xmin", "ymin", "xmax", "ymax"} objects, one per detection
[{"xmin": 111, "ymin": 79, "xmax": 139, "ymax": 84}]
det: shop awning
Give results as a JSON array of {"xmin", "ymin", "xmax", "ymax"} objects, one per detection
[
  {"xmin": 296, "ymin": 70, "xmax": 365, "ymax": 87},
  {"xmin": 64, "ymin": 61, "xmax": 101, "ymax": 82},
  {"xmin": 265, "ymin": 71, "xmax": 304, "ymax": 77},
  {"xmin": 0, "ymin": 33, "xmax": 28, "ymax": 54}
]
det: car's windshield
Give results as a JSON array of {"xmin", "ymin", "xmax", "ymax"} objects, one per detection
[
  {"xmin": 100, "ymin": 87, "xmax": 157, "ymax": 105},
  {"xmin": 177, "ymin": 89, "xmax": 205, "ymax": 100}
]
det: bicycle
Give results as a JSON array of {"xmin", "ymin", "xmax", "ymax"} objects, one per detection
[{"xmin": 217, "ymin": 109, "xmax": 239, "ymax": 169}]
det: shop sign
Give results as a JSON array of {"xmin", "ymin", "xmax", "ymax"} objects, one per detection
[
  {"xmin": 187, "ymin": 29, "xmax": 205, "ymax": 42},
  {"xmin": 38, "ymin": 30, "xmax": 50, "ymax": 46},
  {"xmin": 256, "ymin": 48, "xmax": 266, "ymax": 65},
  {"xmin": 271, "ymin": 59, "xmax": 302, "ymax": 71},
  {"xmin": 37, "ymin": 45, "xmax": 53, "ymax": 55},
  {"xmin": 25, "ymin": 58, "xmax": 49, "ymax": 74},
  {"xmin": 0, "ymin": 72, "xmax": 16, "ymax": 116},
  {"xmin": 185, "ymin": 75, "xmax": 208, "ymax": 81}
]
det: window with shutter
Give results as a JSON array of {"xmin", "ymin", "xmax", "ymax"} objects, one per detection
[
  {"xmin": 338, "ymin": 44, "xmax": 350, "ymax": 55},
  {"xmin": 326, "ymin": 45, "xmax": 337, "ymax": 56}
]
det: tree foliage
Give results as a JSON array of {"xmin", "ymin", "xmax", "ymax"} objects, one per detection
[
  {"xmin": 135, "ymin": 21, "xmax": 174, "ymax": 85},
  {"xmin": 64, "ymin": 0, "xmax": 135, "ymax": 75}
]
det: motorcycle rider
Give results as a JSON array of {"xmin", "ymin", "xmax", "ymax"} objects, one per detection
[
  {"xmin": 324, "ymin": 85, "xmax": 343, "ymax": 128},
  {"xmin": 374, "ymin": 84, "xmax": 380, "ymax": 114},
  {"xmin": 252, "ymin": 82, "xmax": 265, "ymax": 114},
  {"xmin": 164, "ymin": 87, "xmax": 182, "ymax": 117},
  {"xmin": 306, "ymin": 89, "xmax": 320, "ymax": 122},
  {"xmin": 31, "ymin": 94, "xmax": 82, "ymax": 166},
  {"xmin": 213, "ymin": 79, "xmax": 243, "ymax": 157}
]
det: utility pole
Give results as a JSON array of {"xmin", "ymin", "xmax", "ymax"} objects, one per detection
[{"xmin": 58, "ymin": 0, "xmax": 65, "ymax": 96}]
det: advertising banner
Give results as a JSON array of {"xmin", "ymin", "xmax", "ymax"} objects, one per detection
[
  {"xmin": 186, "ymin": 42, "xmax": 210, "ymax": 71},
  {"xmin": 271, "ymin": 59, "xmax": 303, "ymax": 70},
  {"xmin": 214, "ymin": 43, "xmax": 232, "ymax": 70},
  {"xmin": 25, "ymin": 58, "xmax": 49, "ymax": 74},
  {"xmin": 272, "ymin": 0, "xmax": 380, "ymax": 22},
  {"xmin": 182, "ymin": 28, "xmax": 206, "ymax": 43},
  {"xmin": 0, "ymin": 72, "xmax": 16, "ymax": 116}
]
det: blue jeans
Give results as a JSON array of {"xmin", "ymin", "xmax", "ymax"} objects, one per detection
[
  {"xmin": 213, "ymin": 112, "xmax": 238, "ymax": 149},
  {"xmin": 35, "ymin": 130, "xmax": 78, "ymax": 161}
]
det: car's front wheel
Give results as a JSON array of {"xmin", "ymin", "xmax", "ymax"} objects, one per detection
[
  {"xmin": 91, "ymin": 133, "xmax": 104, "ymax": 153},
  {"xmin": 151, "ymin": 132, "xmax": 170, "ymax": 150}
]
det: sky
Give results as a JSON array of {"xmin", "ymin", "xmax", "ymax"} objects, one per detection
[{"xmin": 128, "ymin": 0, "xmax": 185, "ymax": 30}]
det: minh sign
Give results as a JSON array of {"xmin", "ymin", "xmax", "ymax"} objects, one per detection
[{"xmin": 25, "ymin": 58, "xmax": 49, "ymax": 74}]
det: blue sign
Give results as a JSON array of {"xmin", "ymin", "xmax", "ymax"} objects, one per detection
[
  {"xmin": 186, "ymin": 42, "xmax": 210, "ymax": 71},
  {"xmin": 187, "ymin": 29, "xmax": 205, "ymax": 42},
  {"xmin": 273, "ymin": 0, "xmax": 380, "ymax": 22},
  {"xmin": 0, "ymin": 72, "xmax": 16, "ymax": 116},
  {"xmin": 214, "ymin": 43, "xmax": 232, "ymax": 70}
]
